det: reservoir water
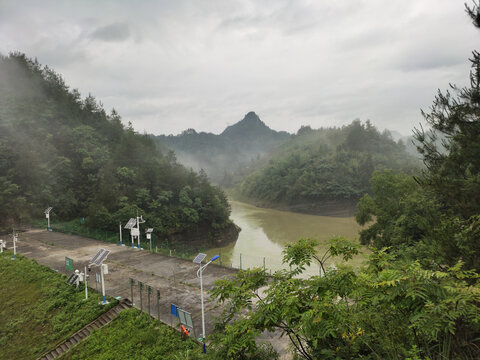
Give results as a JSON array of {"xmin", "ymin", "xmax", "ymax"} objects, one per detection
[{"xmin": 206, "ymin": 200, "xmax": 366, "ymax": 276}]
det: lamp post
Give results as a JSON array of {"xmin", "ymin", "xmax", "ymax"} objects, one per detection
[{"xmin": 194, "ymin": 253, "xmax": 219, "ymax": 353}]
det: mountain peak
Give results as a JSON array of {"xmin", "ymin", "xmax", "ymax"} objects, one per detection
[
  {"xmin": 243, "ymin": 111, "xmax": 262, "ymax": 123},
  {"xmin": 221, "ymin": 111, "xmax": 269, "ymax": 137}
]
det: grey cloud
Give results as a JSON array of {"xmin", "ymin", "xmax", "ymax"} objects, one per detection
[{"xmin": 89, "ymin": 22, "xmax": 131, "ymax": 42}]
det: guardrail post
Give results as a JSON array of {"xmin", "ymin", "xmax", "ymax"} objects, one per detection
[
  {"xmin": 130, "ymin": 278, "xmax": 135, "ymax": 305},
  {"xmin": 139, "ymin": 281, "xmax": 143, "ymax": 311},
  {"xmin": 147, "ymin": 285, "xmax": 152, "ymax": 316},
  {"xmin": 157, "ymin": 289, "xmax": 160, "ymax": 323}
]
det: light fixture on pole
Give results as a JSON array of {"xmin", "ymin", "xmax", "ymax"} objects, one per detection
[
  {"xmin": 194, "ymin": 253, "xmax": 220, "ymax": 353},
  {"xmin": 44, "ymin": 207, "xmax": 53, "ymax": 231}
]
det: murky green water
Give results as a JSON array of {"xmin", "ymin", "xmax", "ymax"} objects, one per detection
[{"xmin": 206, "ymin": 201, "xmax": 366, "ymax": 276}]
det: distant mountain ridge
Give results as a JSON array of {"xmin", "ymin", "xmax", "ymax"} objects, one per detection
[{"xmin": 152, "ymin": 112, "xmax": 290, "ymax": 183}]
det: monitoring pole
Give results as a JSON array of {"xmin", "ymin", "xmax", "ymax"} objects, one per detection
[
  {"xmin": 45, "ymin": 207, "xmax": 53, "ymax": 231},
  {"xmin": 89, "ymin": 249, "xmax": 110, "ymax": 305},
  {"xmin": 136, "ymin": 213, "xmax": 145, "ymax": 249},
  {"xmin": 146, "ymin": 228, "xmax": 154, "ymax": 252}
]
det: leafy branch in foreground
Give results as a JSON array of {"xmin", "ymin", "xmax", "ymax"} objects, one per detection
[{"xmin": 209, "ymin": 239, "xmax": 480, "ymax": 360}]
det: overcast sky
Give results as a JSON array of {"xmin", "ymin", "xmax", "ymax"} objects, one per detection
[{"xmin": 0, "ymin": 0, "xmax": 478, "ymax": 136}]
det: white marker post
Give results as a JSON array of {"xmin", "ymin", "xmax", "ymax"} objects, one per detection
[
  {"xmin": 0, "ymin": 240, "xmax": 4, "ymax": 253},
  {"xmin": 12, "ymin": 233, "xmax": 17, "ymax": 260},
  {"xmin": 119, "ymin": 223, "xmax": 123, "ymax": 246},
  {"xmin": 100, "ymin": 263, "xmax": 108, "ymax": 304},
  {"xmin": 84, "ymin": 266, "xmax": 88, "ymax": 300}
]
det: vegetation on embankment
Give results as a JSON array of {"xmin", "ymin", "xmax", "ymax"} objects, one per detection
[
  {"xmin": 58, "ymin": 309, "xmax": 202, "ymax": 360},
  {"xmin": 0, "ymin": 53, "xmax": 235, "ymax": 247},
  {"xmin": 0, "ymin": 251, "xmax": 116, "ymax": 360}
]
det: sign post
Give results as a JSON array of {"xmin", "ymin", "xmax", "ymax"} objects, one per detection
[{"xmin": 65, "ymin": 257, "xmax": 74, "ymax": 272}]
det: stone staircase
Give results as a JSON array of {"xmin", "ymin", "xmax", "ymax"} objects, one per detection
[{"xmin": 37, "ymin": 299, "xmax": 131, "ymax": 360}]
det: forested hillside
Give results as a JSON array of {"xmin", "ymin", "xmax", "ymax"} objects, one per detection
[
  {"xmin": 152, "ymin": 112, "xmax": 290, "ymax": 183},
  {"xmin": 0, "ymin": 53, "xmax": 237, "ymax": 244},
  {"xmin": 237, "ymin": 120, "xmax": 420, "ymax": 213}
]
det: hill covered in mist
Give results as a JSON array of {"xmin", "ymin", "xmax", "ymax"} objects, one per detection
[
  {"xmin": 152, "ymin": 111, "xmax": 290, "ymax": 183},
  {"xmin": 0, "ymin": 53, "xmax": 237, "ymax": 245}
]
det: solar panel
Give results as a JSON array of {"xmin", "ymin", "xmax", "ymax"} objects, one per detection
[
  {"xmin": 44, "ymin": 207, "xmax": 53, "ymax": 214},
  {"xmin": 90, "ymin": 249, "xmax": 106, "ymax": 265},
  {"xmin": 146, "ymin": 228, "xmax": 153, "ymax": 234},
  {"xmin": 66, "ymin": 273, "xmax": 79, "ymax": 285},
  {"xmin": 94, "ymin": 249, "xmax": 110, "ymax": 265},
  {"xmin": 193, "ymin": 253, "xmax": 207, "ymax": 264},
  {"xmin": 124, "ymin": 218, "xmax": 136, "ymax": 229}
]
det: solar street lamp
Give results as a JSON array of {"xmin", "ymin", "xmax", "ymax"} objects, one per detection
[
  {"xmin": 45, "ymin": 207, "xmax": 53, "ymax": 231},
  {"xmin": 194, "ymin": 253, "xmax": 220, "ymax": 353}
]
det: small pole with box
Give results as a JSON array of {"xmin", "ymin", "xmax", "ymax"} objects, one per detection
[{"xmin": 145, "ymin": 228, "xmax": 154, "ymax": 252}]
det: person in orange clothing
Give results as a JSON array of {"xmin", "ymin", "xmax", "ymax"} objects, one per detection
[{"xmin": 181, "ymin": 325, "xmax": 190, "ymax": 340}]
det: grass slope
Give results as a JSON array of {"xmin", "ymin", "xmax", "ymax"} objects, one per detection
[
  {"xmin": 0, "ymin": 251, "xmax": 116, "ymax": 360},
  {"xmin": 59, "ymin": 309, "xmax": 201, "ymax": 360}
]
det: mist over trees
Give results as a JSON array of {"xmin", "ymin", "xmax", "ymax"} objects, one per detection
[
  {"xmin": 0, "ymin": 53, "xmax": 234, "ymax": 242},
  {"xmin": 152, "ymin": 111, "xmax": 290, "ymax": 184}
]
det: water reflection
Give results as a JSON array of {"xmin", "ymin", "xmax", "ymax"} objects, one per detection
[{"xmin": 206, "ymin": 200, "xmax": 365, "ymax": 276}]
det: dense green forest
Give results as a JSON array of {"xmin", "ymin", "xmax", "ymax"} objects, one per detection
[
  {"xmin": 0, "ymin": 53, "xmax": 236, "ymax": 244},
  {"xmin": 152, "ymin": 111, "xmax": 290, "ymax": 183},
  {"xmin": 206, "ymin": 3, "xmax": 480, "ymax": 359},
  {"xmin": 237, "ymin": 120, "xmax": 420, "ymax": 210}
]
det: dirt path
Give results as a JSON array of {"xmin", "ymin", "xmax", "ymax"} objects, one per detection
[{"xmin": 9, "ymin": 229, "xmax": 290, "ymax": 358}]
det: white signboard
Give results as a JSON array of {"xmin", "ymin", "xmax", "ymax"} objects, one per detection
[{"xmin": 131, "ymin": 228, "xmax": 140, "ymax": 237}]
